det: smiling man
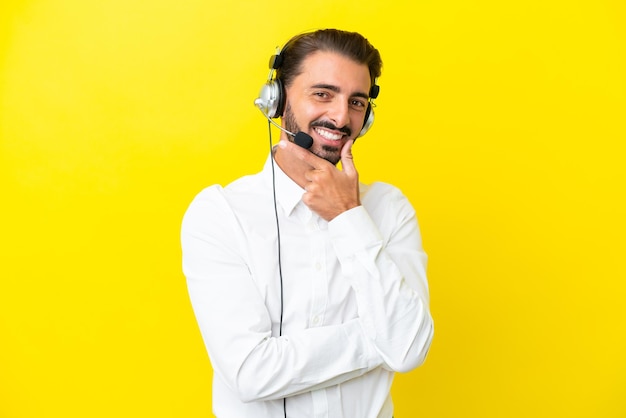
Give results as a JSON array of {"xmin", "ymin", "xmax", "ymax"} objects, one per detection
[{"xmin": 182, "ymin": 29, "xmax": 434, "ymax": 418}]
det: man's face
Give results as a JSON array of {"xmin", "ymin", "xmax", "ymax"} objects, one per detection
[{"xmin": 283, "ymin": 51, "xmax": 371, "ymax": 165}]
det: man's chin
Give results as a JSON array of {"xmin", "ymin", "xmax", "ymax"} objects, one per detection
[{"xmin": 315, "ymin": 145, "xmax": 341, "ymax": 165}]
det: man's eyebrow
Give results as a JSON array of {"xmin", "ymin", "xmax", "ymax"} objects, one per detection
[{"xmin": 311, "ymin": 83, "xmax": 370, "ymax": 99}]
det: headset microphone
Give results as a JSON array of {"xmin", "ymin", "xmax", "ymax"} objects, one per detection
[
  {"xmin": 254, "ymin": 99, "xmax": 313, "ymax": 149},
  {"xmin": 293, "ymin": 132, "xmax": 313, "ymax": 149}
]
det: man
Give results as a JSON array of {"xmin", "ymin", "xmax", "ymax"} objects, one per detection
[{"xmin": 181, "ymin": 29, "xmax": 434, "ymax": 417}]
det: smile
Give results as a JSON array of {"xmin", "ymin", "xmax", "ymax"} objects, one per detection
[{"xmin": 314, "ymin": 127, "xmax": 344, "ymax": 141}]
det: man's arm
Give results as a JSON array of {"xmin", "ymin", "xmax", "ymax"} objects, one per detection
[
  {"xmin": 280, "ymin": 139, "xmax": 434, "ymax": 372},
  {"xmin": 330, "ymin": 193, "xmax": 434, "ymax": 372}
]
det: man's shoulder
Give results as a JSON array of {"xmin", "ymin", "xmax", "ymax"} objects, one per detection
[
  {"xmin": 361, "ymin": 181, "xmax": 415, "ymax": 218},
  {"xmin": 224, "ymin": 170, "xmax": 268, "ymax": 194},
  {"xmin": 193, "ymin": 165, "xmax": 268, "ymax": 198},
  {"xmin": 184, "ymin": 169, "xmax": 272, "ymax": 219},
  {"xmin": 362, "ymin": 181, "xmax": 406, "ymax": 201}
]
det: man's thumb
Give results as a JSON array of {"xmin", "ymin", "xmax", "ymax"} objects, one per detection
[{"xmin": 340, "ymin": 139, "xmax": 357, "ymax": 175}]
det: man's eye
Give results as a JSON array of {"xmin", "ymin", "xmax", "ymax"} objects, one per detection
[{"xmin": 351, "ymin": 100, "xmax": 367, "ymax": 108}]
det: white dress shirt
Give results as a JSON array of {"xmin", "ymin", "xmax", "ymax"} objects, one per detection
[{"xmin": 181, "ymin": 153, "xmax": 434, "ymax": 418}]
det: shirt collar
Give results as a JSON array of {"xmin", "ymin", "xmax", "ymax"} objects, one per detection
[{"xmin": 263, "ymin": 151, "xmax": 305, "ymax": 218}]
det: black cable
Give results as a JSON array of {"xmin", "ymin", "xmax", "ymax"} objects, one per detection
[
  {"xmin": 268, "ymin": 120, "xmax": 287, "ymax": 418},
  {"xmin": 268, "ymin": 121, "xmax": 285, "ymax": 338}
]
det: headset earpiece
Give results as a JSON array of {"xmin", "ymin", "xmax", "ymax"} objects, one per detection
[
  {"xmin": 358, "ymin": 103, "xmax": 374, "ymax": 138},
  {"xmin": 256, "ymin": 77, "xmax": 285, "ymax": 118},
  {"xmin": 356, "ymin": 83, "xmax": 379, "ymax": 137}
]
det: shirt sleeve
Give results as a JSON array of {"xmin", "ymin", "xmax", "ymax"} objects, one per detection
[
  {"xmin": 328, "ymin": 184, "xmax": 434, "ymax": 373},
  {"xmin": 181, "ymin": 186, "xmax": 384, "ymax": 403}
]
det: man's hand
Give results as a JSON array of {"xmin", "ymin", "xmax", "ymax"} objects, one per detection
[{"xmin": 279, "ymin": 139, "xmax": 361, "ymax": 221}]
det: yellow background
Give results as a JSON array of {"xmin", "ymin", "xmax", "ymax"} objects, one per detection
[{"xmin": 1, "ymin": 0, "xmax": 625, "ymax": 417}]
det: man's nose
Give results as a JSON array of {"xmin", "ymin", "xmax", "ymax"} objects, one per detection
[{"xmin": 327, "ymin": 99, "xmax": 350, "ymax": 129}]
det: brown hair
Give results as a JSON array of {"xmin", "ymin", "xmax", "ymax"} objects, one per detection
[{"xmin": 276, "ymin": 29, "xmax": 382, "ymax": 94}]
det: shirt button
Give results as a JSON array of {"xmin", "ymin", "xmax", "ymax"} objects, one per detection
[
  {"xmin": 311, "ymin": 315, "xmax": 321, "ymax": 326},
  {"xmin": 315, "ymin": 262, "xmax": 322, "ymax": 271}
]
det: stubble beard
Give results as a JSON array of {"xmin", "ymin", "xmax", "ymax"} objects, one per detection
[{"xmin": 283, "ymin": 104, "xmax": 342, "ymax": 165}]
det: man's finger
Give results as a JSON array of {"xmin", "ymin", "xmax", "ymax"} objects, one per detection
[{"xmin": 340, "ymin": 139, "xmax": 357, "ymax": 176}]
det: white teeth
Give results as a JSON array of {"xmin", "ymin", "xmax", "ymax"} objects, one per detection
[{"xmin": 315, "ymin": 128, "xmax": 343, "ymax": 141}]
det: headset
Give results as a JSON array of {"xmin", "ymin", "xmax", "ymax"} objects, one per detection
[{"xmin": 255, "ymin": 37, "xmax": 380, "ymax": 138}]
